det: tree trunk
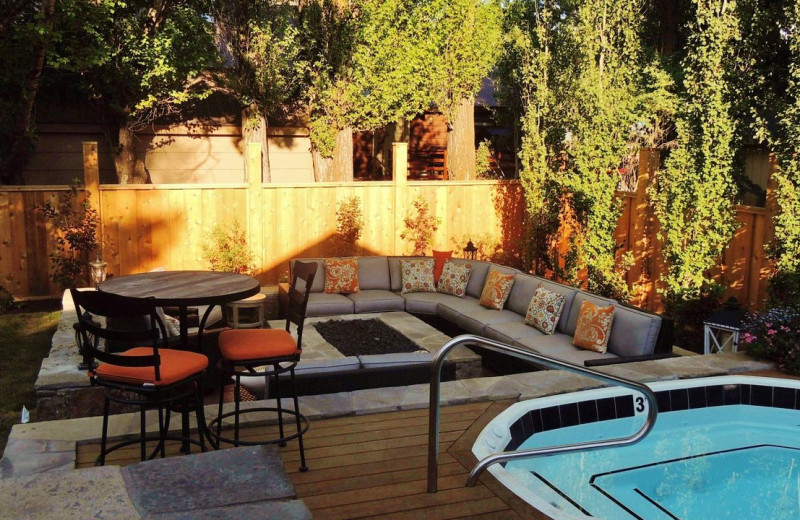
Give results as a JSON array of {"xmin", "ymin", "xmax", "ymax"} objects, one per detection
[
  {"xmin": 331, "ymin": 127, "xmax": 354, "ymax": 181},
  {"xmin": 446, "ymin": 97, "xmax": 476, "ymax": 180},
  {"xmin": 312, "ymin": 127, "xmax": 353, "ymax": 182},
  {"xmin": 241, "ymin": 104, "xmax": 271, "ymax": 182},
  {"xmin": 0, "ymin": 0, "xmax": 56, "ymax": 185},
  {"xmin": 114, "ymin": 127, "xmax": 149, "ymax": 184}
]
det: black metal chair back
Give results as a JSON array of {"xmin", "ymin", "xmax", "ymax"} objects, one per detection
[
  {"xmin": 285, "ymin": 261, "xmax": 317, "ymax": 351},
  {"xmin": 70, "ymin": 288, "xmax": 168, "ymax": 382}
]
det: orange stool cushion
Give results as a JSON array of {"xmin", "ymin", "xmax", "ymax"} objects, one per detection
[
  {"xmin": 219, "ymin": 328, "xmax": 299, "ymax": 362},
  {"xmin": 94, "ymin": 347, "xmax": 208, "ymax": 386}
]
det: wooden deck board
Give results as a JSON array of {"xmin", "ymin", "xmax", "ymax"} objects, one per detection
[{"xmin": 75, "ymin": 401, "xmax": 539, "ymax": 519}]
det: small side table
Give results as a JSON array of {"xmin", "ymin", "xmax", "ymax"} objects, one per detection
[{"xmin": 226, "ymin": 293, "xmax": 267, "ymax": 329}]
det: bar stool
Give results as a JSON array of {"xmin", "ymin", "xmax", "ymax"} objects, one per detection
[
  {"xmin": 208, "ymin": 261, "xmax": 317, "ymax": 471},
  {"xmin": 226, "ymin": 293, "xmax": 267, "ymax": 329}
]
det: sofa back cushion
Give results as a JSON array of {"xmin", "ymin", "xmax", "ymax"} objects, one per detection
[
  {"xmin": 607, "ymin": 305, "xmax": 662, "ymax": 357},
  {"xmin": 457, "ymin": 261, "xmax": 501, "ymax": 299},
  {"xmin": 388, "ymin": 256, "xmax": 426, "ymax": 292},
  {"xmin": 291, "ymin": 258, "xmax": 326, "ymax": 293},
  {"xmin": 535, "ymin": 278, "xmax": 578, "ymax": 333},
  {"xmin": 357, "ymin": 256, "xmax": 391, "ymax": 290},
  {"xmin": 565, "ymin": 291, "xmax": 616, "ymax": 336},
  {"xmin": 506, "ymin": 274, "xmax": 538, "ymax": 315}
]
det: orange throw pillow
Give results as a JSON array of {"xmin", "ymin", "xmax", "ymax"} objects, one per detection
[
  {"xmin": 323, "ymin": 258, "xmax": 360, "ymax": 294},
  {"xmin": 479, "ymin": 269, "xmax": 515, "ymax": 310},
  {"xmin": 432, "ymin": 250, "xmax": 453, "ymax": 284},
  {"xmin": 572, "ymin": 300, "xmax": 615, "ymax": 353}
]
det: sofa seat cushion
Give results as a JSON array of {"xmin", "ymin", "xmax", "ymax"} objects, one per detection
[
  {"xmin": 305, "ymin": 292, "xmax": 355, "ymax": 317},
  {"xmin": 608, "ymin": 305, "xmax": 662, "ymax": 357},
  {"xmin": 347, "ymin": 290, "xmax": 406, "ymax": 313},
  {"xmin": 514, "ymin": 333, "xmax": 618, "ymax": 365},
  {"xmin": 484, "ymin": 320, "xmax": 544, "ymax": 345},
  {"xmin": 402, "ymin": 292, "xmax": 460, "ymax": 315},
  {"xmin": 438, "ymin": 297, "xmax": 521, "ymax": 335}
]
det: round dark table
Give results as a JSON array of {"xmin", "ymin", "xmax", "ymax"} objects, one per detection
[{"xmin": 99, "ymin": 270, "xmax": 261, "ymax": 349}]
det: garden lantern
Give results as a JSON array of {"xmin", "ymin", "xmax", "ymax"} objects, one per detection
[
  {"xmin": 89, "ymin": 257, "xmax": 108, "ymax": 289},
  {"xmin": 703, "ymin": 297, "xmax": 744, "ymax": 354},
  {"xmin": 463, "ymin": 240, "xmax": 477, "ymax": 260}
]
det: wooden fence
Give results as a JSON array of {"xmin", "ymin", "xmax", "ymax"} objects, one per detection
[{"xmin": 1, "ymin": 144, "xmax": 774, "ymax": 314}]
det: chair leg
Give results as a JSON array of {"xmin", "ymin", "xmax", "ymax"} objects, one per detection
[
  {"xmin": 157, "ymin": 405, "xmax": 167, "ymax": 458},
  {"xmin": 99, "ymin": 395, "xmax": 110, "ymax": 466},
  {"xmin": 234, "ymin": 374, "xmax": 241, "ymax": 447},
  {"xmin": 216, "ymin": 371, "xmax": 226, "ymax": 450},
  {"xmin": 140, "ymin": 404, "xmax": 147, "ymax": 462},
  {"xmin": 194, "ymin": 381, "xmax": 208, "ymax": 453},
  {"xmin": 290, "ymin": 367, "xmax": 308, "ymax": 472},
  {"xmin": 273, "ymin": 365, "xmax": 286, "ymax": 447}
]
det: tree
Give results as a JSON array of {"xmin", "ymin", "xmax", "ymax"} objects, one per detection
[
  {"xmin": 0, "ymin": 0, "xmax": 57, "ymax": 185},
  {"xmin": 212, "ymin": 1, "xmax": 307, "ymax": 182},
  {"xmin": 49, "ymin": 0, "xmax": 218, "ymax": 184},
  {"xmin": 650, "ymin": 0, "xmax": 741, "ymax": 304},
  {"xmin": 299, "ymin": 0, "xmax": 358, "ymax": 182},
  {"xmin": 496, "ymin": 0, "xmax": 562, "ymax": 275},
  {"xmin": 423, "ymin": 0, "xmax": 502, "ymax": 180}
]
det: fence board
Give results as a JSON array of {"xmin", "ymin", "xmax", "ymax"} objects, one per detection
[{"xmin": 0, "ymin": 155, "xmax": 774, "ymax": 309}]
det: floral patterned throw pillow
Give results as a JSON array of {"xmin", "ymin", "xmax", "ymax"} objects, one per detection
[
  {"xmin": 572, "ymin": 300, "xmax": 615, "ymax": 353},
  {"xmin": 400, "ymin": 259, "xmax": 436, "ymax": 293},
  {"xmin": 524, "ymin": 286, "xmax": 565, "ymax": 335},
  {"xmin": 436, "ymin": 260, "xmax": 472, "ymax": 297},
  {"xmin": 479, "ymin": 269, "xmax": 515, "ymax": 310},
  {"xmin": 323, "ymin": 258, "xmax": 360, "ymax": 294}
]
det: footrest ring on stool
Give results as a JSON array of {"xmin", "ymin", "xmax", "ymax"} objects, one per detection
[{"xmin": 206, "ymin": 406, "xmax": 309, "ymax": 447}]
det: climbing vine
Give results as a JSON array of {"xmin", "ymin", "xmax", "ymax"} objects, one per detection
[{"xmin": 650, "ymin": 0, "xmax": 741, "ymax": 305}]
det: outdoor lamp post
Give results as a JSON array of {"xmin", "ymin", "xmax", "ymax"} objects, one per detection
[
  {"xmin": 463, "ymin": 240, "xmax": 477, "ymax": 260},
  {"xmin": 89, "ymin": 257, "xmax": 108, "ymax": 289},
  {"xmin": 703, "ymin": 297, "xmax": 744, "ymax": 354}
]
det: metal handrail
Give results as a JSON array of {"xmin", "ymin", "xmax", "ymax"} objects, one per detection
[{"xmin": 427, "ymin": 335, "xmax": 658, "ymax": 492}]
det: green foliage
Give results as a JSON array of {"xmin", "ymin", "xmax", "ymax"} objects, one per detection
[
  {"xmin": 202, "ymin": 219, "xmax": 255, "ymax": 275},
  {"xmin": 650, "ymin": 0, "xmax": 740, "ymax": 305},
  {"xmin": 419, "ymin": 0, "xmax": 503, "ymax": 125},
  {"xmin": 743, "ymin": 306, "xmax": 800, "ymax": 374},
  {"xmin": 475, "ymin": 140, "xmax": 499, "ymax": 179},
  {"xmin": 336, "ymin": 196, "xmax": 364, "ymax": 244},
  {"xmin": 401, "ymin": 197, "xmax": 441, "ymax": 256},
  {"xmin": 0, "ymin": 286, "xmax": 15, "ymax": 314},
  {"xmin": 213, "ymin": 1, "xmax": 307, "ymax": 120},
  {"xmin": 36, "ymin": 181, "xmax": 99, "ymax": 289},
  {"xmin": 499, "ymin": 0, "xmax": 651, "ymax": 300},
  {"xmin": 766, "ymin": 267, "xmax": 800, "ymax": 311},
  {"xmin": 49, "ymin": 0, "xmax": 217, "ymax": 145}
]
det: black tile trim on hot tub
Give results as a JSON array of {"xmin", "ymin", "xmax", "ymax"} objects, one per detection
[{"xmin": 503, "ymin": 384, "xmax": 800, "ymax": 452}]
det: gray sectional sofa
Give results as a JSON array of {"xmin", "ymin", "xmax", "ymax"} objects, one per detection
[{"xmin": 290, "ymin": 256, "xmax": 672, "ymax": 369}]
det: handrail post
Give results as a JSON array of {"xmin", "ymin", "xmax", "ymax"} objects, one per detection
[{"xmin": 426, "ymin": 334, "xmax": 658, "ymax": 493}]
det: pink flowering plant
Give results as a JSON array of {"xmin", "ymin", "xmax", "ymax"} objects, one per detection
[{"xmin": 742, "ymin": 307, "xmax": 800, "ymax": 374}]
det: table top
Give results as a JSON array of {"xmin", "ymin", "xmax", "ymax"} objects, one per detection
[{"xmin": 99, "ymin": 270, "xmax": 261, "ymax": 307}]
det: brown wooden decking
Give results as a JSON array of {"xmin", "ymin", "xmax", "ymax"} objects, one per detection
[{"xmin": 76, "ymin": 401, "xmax": 546, "ymax": 519}]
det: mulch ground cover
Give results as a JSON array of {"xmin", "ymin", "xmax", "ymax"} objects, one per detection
[{"xmin": 313, "ymin": 318, "xmax": 422, "ymax": 357}]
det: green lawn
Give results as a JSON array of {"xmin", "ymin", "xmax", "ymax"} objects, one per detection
[{"xmin": 0, "ymin": 311, "xmax": 59, "ymax": 455}]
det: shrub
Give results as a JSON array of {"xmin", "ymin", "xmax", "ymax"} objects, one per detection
[
  {"xmin": 35, "ymin": 180, "xmax": 99, "ymax": 289},
  {"xmin": 334, "ymin": 196, "xmax": 363, "ymax": 254},
  {"xmin": 202, "ymin": 219, "xmax": 255, "ymax": 275},
  {"xmin": 400, "ymin": 197, "xmax": 440, "ymax": 256},
  {"xmin": 0, "ymin": 285, "xmax": 14, "ymax": 314},
  {"xmin": 742, "ymin": 306, "xmax": 800, "ymax": 374}
]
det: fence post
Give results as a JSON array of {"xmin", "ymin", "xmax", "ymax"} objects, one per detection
[
  {"xmin": 246, "ymin": 143, "xmax": 265, "ymax": 281},
  {"xmin": 393, "ymin": 142, "xmax": 408, "ymax": 255},
  {"xmin": 82, "ymin": 141, "xmax": 102, "ymax": 258}
]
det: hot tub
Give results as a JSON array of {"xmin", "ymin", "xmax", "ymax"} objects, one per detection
[{"xmin": 473, "ymin": 376, "xmax": 800, "ymax": 519}]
